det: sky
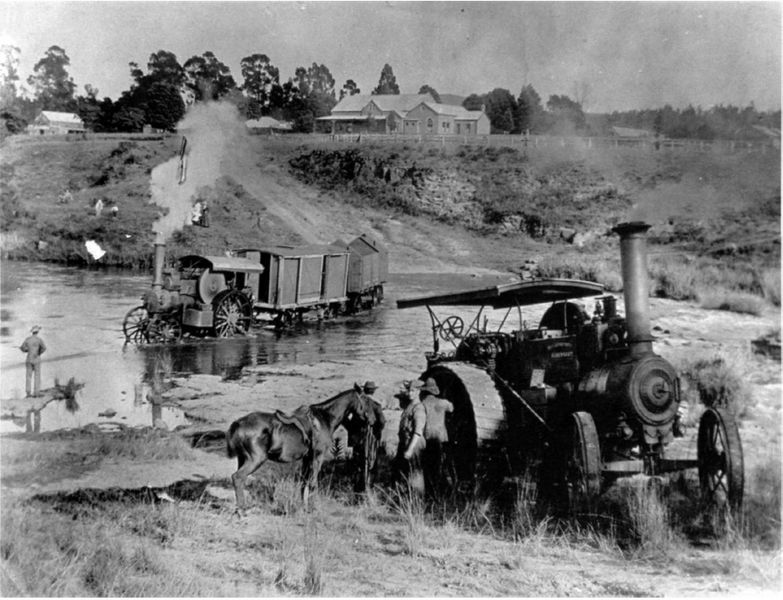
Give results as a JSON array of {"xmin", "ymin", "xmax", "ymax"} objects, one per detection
[{"xmin": 1, "ymin": 1, "xmax": 780, "ymax": 113}]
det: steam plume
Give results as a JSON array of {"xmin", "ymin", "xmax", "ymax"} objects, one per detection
[{"xmin": 150, "ymin": 102, "xmax": 249, "ymax": 242}]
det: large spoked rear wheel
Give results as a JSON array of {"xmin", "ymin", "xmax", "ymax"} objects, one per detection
[
  {"xmin": 698, "ymin": 407, "xmax": 744, "ymax": 513},
  {"xmin": 123, "ymin": 306, "xmax": 150, "ymax": 344},
  {"xmin": 212, "ymin": 290, "xmax": 253, "ymax": 337},
  {"xmin": 565, "ymin": 411, "xmax": 602, "ymax": 516}
]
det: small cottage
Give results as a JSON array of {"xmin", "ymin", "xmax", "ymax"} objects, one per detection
[{"xmin": 28, "ymin": 111, "xmax": 86, "ymax": 135}]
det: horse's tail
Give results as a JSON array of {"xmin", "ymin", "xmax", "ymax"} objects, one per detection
[{"xmin": 226, "ymin": 419, "xmax": 242, "ymax": 459}]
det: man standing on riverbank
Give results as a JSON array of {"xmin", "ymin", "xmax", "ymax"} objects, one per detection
[{"xmin": 20, "ymin": 326, "xmax": 46, "ymax": 398}]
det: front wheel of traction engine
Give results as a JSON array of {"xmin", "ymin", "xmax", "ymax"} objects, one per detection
[
  {"xmin": 212, "ymin": 290, "xmax": 253, "ymax": 337},
  {"xmin": 565, "ymin": 411, "xmax": 602, "ymax": 516},
  {"xmin": 698, "ymin": 407, "xmax": 744, "ymax": 514}
]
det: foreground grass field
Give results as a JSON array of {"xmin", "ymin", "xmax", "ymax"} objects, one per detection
[{"xmin": 1, "ymin": 454, "xmax": 779, "ymax": 596}]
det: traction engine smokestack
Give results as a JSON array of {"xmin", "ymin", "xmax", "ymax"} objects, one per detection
[
  {"xmin": 613, "ymin": 221, "xmax": 653, "ymax": 357},
  {"xmin": 152, "ymin": 241, "xmax": 166, "ymax": 291}
]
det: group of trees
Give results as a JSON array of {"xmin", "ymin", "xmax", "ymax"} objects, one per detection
[{"xmin": 1, "ymin": 43, "xmax": 779, "ymax": 140}]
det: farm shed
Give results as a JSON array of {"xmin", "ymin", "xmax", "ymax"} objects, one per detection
[
  {"xmin": 28, "ymin": 111, "xmax": 86, "ymax": 135},
  {"xmin": 245, "ymin": 116, "xmax": 293, "ymax": 135}
]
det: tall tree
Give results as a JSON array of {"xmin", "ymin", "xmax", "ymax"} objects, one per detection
[
  {"xmin": 546, "ymin": 94, "xmax": 585, "ymax": 132},
  {"xmin": 27, "ymin": 45, "xmax": 76, "ymax": 111},
  {"xmin": 372, "ymin": 64, "xmax": 399, "ymax": 95},
  {"xmin": 240, "ymin": 53, "xmax": 280, "ymax": 112},
  {"xmin": 76, "ymin": 84, "xmax": 102, "ymax": 131},
  {"xmin": 0, "ymin": 44, "xmax": 21, "ymax": 109},
  {"xmin": 485, "ymin": 88, "xmax": 519, "ymax": 133},
  {"xmin": 144, "ymin": 82, "xmax": 186, "ymax": 130},
  {"xmin": 293, "ymin": 63, "xmax": 335, "ymax": 98},
  {"xmin": 463, "ymin": 93, "xmax": 485, "ymax": 111},
  {"xmin": 418, "ymin": 84, "xmax": 441, "ymax": 103},
  {"xmin": 517, "ymin": 84, "xmax": 542, "ymax": 133},
  {"xmin": 131, "ymin": 50, "xmax": 186, "ymax": 89},
  {"xmin": 339, "ymin": 79, "xmax": 360, "ymax": 100},
  {"xmin": 121, "ymin": 50, "xmax": 185, "ymax": 131},
  {"xmin": 183, "ymin": 51, "xmax": 236, "ymax": 101}
]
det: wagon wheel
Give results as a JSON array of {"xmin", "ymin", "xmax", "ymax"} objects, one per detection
[
  {"xmin": 212, "ymin": 290, "xmax": 253, "ymax": 337},
  {"xmin": 565, "ymin": 411, "xmax": 602, "ymax": 515},
  {"xmin": 147, "ymin": 315, "xmax": 182, "ymax": 344},
  {"xmin": 439, "ymin": 315, "xmax": 465, "ymax": 342},
  {"xmin": 698, "ymin": 407, "xmax": 744, "ymax": 513},
  {"xmin": 122, "ymin": 306, "xmax": 150, "ymax": 344}
]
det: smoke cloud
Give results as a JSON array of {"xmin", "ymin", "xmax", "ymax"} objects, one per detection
[{"xmin": 150, "ymin": 102, "xmax": 250, "ymax": 242}]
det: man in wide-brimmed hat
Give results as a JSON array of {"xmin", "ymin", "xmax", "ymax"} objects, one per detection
[
  {"xmin": 395, "ymin": 379, "xmax": 427, "ymax": 495},
  {"xmin": 418, "ymin": 378, "xmax": 454, "ymax": 496},
  {"xmin": 20, "ymin": 325, "xmax": 47, "ymax": 398}
]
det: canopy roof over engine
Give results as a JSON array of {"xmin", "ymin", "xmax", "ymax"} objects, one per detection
[
  {"xmin": 397, "ymin": 278, "xmax": 605, "ymax": 309},
  {"xmin": 178, "ymin": 255, "xmax": 265, "ymax": 273}
]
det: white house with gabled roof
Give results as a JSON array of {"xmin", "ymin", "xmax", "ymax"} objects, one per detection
[
  {"xmin": 28, "ymin": 111, "xmax": 86, "ymax": 135},
  {"xmin": 317, "ymin": 93, "xmax": 434, "ymax": 134},
  {"xmin": 318, "ymin": 94, "xmax": 489, "ymax": 136}
]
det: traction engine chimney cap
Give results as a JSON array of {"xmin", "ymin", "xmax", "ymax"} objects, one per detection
[{"xmin": 612, "ymin": 221, "xmax": 651, "ymax": 237}]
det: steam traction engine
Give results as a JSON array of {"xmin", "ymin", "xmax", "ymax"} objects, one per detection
[
  {"xmin": 122, "ymin": 242, "xmax": 263, "ymax": 343},
  {"xmin": 123, "ymin": 234, "xmax": 388, "ymax": 343},
  {"xmin": 398, "ymin": 222, "xmax": 743, "ymax": 513}
]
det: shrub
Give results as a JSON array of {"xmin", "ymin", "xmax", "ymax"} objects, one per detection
[
  {"xmin": 760, "ymin": 268, "xmax": 781, "ymax": 306},
  {"xmin": 678, "ymin": 353, "xmax": 754, "ymax": 416},
  {"xmin": 699, "ymin": 291, "xmax": 766, "ymax": 316}
]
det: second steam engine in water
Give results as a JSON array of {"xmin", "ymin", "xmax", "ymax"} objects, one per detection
[{"xmin": 123, "ymin": 234, "xmax": 387, "ymax": 343}]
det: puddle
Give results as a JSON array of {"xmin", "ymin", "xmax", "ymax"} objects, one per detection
[{"xmin": 0, "ymin": 383, "xmax": 190, "ymax": 434}]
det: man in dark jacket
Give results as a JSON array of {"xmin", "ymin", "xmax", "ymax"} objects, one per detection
[
  {"xmin": 20, "ymin": 325, "xmax": 46, "ymax": 397},
  {"xmin": 347, "ymin": 381, "xmax": 386, "ymax": 492}
]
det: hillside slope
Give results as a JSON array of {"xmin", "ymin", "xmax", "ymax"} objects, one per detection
[{"xmin": 1, "ymin": 120, "xmax": 779, "ymax": 285}]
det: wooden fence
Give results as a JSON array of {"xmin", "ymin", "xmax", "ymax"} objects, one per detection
[{"xmin": 294, "ymin": 132, "xmax": 780, "ymax": 155}]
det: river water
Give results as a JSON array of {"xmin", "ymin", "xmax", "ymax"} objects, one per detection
[{"xmin": 0, "ymin": 261, "xmax": 522, "ymax": 433}]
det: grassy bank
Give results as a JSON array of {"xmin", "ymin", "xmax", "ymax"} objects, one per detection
[{"xmin": 1, "ymin": 134, "xmax": 779, "ymax": 311}]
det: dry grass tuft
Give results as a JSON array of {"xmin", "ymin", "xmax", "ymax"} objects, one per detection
[
  {"xmin": 699, "ymin": 290, "xmax": 767, "ymax": 315},
  {"xmin": 0, "ymin": 499, "xmax": 204, "ymax": 596},
  {"xmin": 677, "ymin": 349, "xmax": 755, "ymax": 417},
  {"xmin": 623, "ymin": 478, "xmax": 682, "ymax": 558},
  {"xmin": 760, "ymin": 268, "xmax": 780, "ymax": 306}
]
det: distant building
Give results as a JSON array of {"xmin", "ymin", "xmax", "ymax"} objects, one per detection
[
  {"xmin": 28, "ymin": 111, "xmax": 86, "ymax": 135},
  {"xmin": 404, "ymin": 101, "xmax": 489, "ymax": 136},
  {"xmin": 245, "ymin": 116, "xmax": 293, "ymax": 134},
  {"xmin": 611, "ymin": 126, "xmax": 653, "ymax": 138},
  {"xmin": 318, "ymin": 93, "xmax": 433, "ymax": 134},
  {"xmin": 318, "ymin": 93, "xmax": 489, "ymax": 135}
]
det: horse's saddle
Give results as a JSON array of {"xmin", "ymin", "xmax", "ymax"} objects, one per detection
[{"xmin": 274, "ymin": 406, "xmax": 317, "ymax": 444}]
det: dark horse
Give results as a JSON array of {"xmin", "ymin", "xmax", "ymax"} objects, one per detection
[{"xmin": 226, "ymin": 384, "xmax": 370, "ymax": 509}]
